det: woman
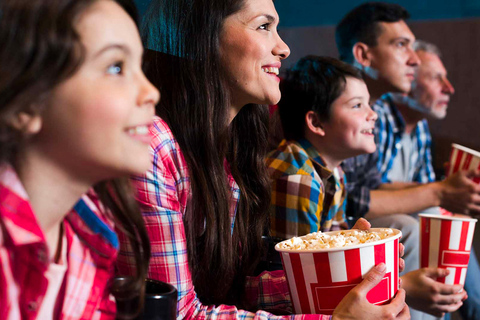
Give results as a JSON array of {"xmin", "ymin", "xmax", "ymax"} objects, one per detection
[
  {"xmin": 0, "ymin": 0, "xmax": 158, "ymax": 318},
  {"xmin": 117, "ymin": 0, "xmax": 409, "ymax": 319}
]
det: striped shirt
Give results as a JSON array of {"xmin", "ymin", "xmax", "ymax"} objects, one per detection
[
  {"xmin": 0, "ymin": 166, "xmax": 118, "ymax": 320},
  {"xmin": 116, "ymin": 117, "xmax": 331, "ymax": 320},
  {"xmin": 375, "ymin": 94, "xmax": 436, "ymax": 183},
  {"xmin": 267, "ymin": 139, "xmax": 346, "ymax": 240}
]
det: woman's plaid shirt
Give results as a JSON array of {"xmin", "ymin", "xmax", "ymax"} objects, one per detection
[{"xmin": 116, "ymin": 117, "xmax": 331, "ymax": 320}]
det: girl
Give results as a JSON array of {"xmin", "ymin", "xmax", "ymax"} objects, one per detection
[
  {"xmin": 0, "ymin": 0, "xmax": 159, "ymax": 318},
  {"xmin": 117, "ymin": 0, "xmax": 409, "ymax": 319}
]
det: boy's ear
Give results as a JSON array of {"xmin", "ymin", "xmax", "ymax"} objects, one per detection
[
  {"xmin": 352, "ymin": 42, "xmax": 372, "ymax": 68},
  {"xmin": 305, "ymin": 111, "xmax": 325, "ymax": 137},
  {"xmin": 9, "ymin": 111, "xmax": 43, "ymax": 135}
]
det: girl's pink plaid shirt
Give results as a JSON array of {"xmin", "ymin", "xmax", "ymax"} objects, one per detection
[{"xmin": 0, "ymin": 166, "xmax": 118, "ymax": 320}]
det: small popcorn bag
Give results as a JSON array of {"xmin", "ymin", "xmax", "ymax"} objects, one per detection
[
  {"xmin": 419, "ymin": 214, "xmax": 477, "ymax": 285},
  {"xmin": 275, "ymin": 228, "xmax": 402, "ymax": 315}
]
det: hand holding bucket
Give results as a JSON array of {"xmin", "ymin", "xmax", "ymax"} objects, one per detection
[
  {"xmin": 275, "ymin": 228, "xmax": 402, "ymax": 315},
  {"xmin": 419, "ymin": 214, "xmax": 477, "ymax": 285}
]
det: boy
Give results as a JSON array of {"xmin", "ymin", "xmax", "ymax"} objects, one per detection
[{"xmin": 267, "ymin": 56, "xmax": 376, "ymax": 239}]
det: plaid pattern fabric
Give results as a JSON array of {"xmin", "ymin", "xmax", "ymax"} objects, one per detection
[
  {"xmin": 0, "ymin": 166, "xmax": 117, "ymax": 320},
  {"xmin": 267, "ymin": 139, "xmax": 346, "ymax": 239},
  {"xmin": 116, "ymin": 117, "xmax": 331, "ymax": 320},
  {"xmin": 375, "ymin": 94, "xmax": 436, "ymax": 183},
  {"xmin": 341, "ymin": 152, "xmax": 382, "ymax": 220}
]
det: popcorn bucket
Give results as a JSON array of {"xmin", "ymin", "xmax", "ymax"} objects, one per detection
[
  {"xmin": 448, "ymin": 143, "xmax": 480, "ymax": 184},
  {"xmin": 275, "ymin": 228, "xmax": 402, "ymax": 315},
  {"xmin": 419, "ymin": 214, "xmax": 477, "ymax": 285}
]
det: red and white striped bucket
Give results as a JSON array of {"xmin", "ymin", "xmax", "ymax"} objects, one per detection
[
  {"xmin": 419, "ymin": 214, "xmax": 477, "ymax": 285},
  {"xmin": 275, "ymin": 228, "xmax": 401, "ymax": 315},
  {"xmin": 448, "ymin": 144, "xmax": 480, "ymax": 184}
]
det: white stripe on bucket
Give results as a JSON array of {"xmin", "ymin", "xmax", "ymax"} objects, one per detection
[
  {"xmin": 471, "ymin": 156, "xmax": 480, "ymax": 173},
  {"xmin": 445, "ymin": 267, "xmax": 456, "ymax": 285},
  {"xmin": 282, "ymin": 252, "xmax": 301, "ymax": 313},
  {"xmin": 449, "ymin": 220, "xmax": 463, "ymax": 250},
  {"xmin": 458, "ymin": 152, "xmax": 468, "ymax": 172},
  {"xmin": 429, "ymin": 219, "xmax": 442, "ymax": 268},
  {"xmin": 329, "ymin": 251, "xmax": 347, "ymax": 283},
  {"xmin": 300, "ymin": 253, "xmax": 317, "ymax": 313},
  {"xmin": 360, "ymin": 246, "xmax": 375, "ymax": 277},
  {"xmin": 465, "ymin": 222, "xmax": 476, "ymax": 251},
  {"xmin": 460, "ymin": 268, "xmax": 468, "ymax": 285}
]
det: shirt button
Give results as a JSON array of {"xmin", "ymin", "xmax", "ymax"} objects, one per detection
[
  {"xmin": 395, "ymin": 143, "xmax": 402, "ymax": 149},
  {"xmin": 28, "ymin": 301, "xmax": 38, "ymax": 312}
]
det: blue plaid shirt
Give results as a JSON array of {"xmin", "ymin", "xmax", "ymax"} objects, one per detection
[
  {"xmin": 341, "ymin": 95, "xmax": 436, "ymax": 219},
  {"xmin": 376, "ymin": 94, "xmax": 436, "ymax": 184}
]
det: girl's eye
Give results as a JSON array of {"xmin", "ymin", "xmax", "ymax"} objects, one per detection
[
  {"xmin": 107, "ymin": 62, "xmax": 123, "ymax": 75},
  {"xmin": 259, "ymin": 23, "xmax": 270, "ymax": 31},
  {"xmin": 353, "ymin": 103, "xmax": 362, "ymax": 109}
]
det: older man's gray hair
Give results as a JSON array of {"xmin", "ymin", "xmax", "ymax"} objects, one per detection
[{"xmin": 413, "ymin": 40, "xmax": 442, "ymax": 57}]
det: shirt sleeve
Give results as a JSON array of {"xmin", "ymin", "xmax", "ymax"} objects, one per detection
[
  {"xmin": 341, "ymin": 153, "xmax": 382, "ymax": 220},
  {"xmin": 120, "ymin": 135, "xmax": 331, "ymax": 320},
  {"xmin": 244, "ymin": 271, "xmax": 331, "ymax": 320},
  {"xmin": 270, "ymin": 174, "xmax": 323, "ymax": 239}
]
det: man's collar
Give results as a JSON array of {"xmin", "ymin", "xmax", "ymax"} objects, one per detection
[{"xmin": 378, "ymin": 94, "xmax": 407, "ymax": 134}]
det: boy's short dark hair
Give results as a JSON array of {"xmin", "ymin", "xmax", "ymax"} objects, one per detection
[
  {"xmin": 278, "ymin": 56, "xmax": 363, "ymax": 141},
  {"xmin": 336, "ymin": 2, "xmax": 410, "ymax": 63}
]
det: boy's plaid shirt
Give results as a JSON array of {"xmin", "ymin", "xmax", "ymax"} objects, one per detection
[
  {"xmin": 0, "ymin": 166, "xmax": 118, "ymax": 320},
  {"xmin": 267, "ymin": 139, "xmax": 346, "ymax": 240},
  {"xmin": 116, "ymin": 117, "xmax": 331, "ymax": 320}
]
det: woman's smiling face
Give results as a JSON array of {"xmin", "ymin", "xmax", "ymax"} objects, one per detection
[{"xmin": 219, "ymin": 0, "xmax": 290, "ymax": 115}]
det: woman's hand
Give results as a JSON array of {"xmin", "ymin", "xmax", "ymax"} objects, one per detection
[
  {"xmin": 332, "ymin": 263, "xmax": 410, "ymax": 320},
  {"xmin": 401, "ymin": 268, "xmax": 467, "ymax": 317}
]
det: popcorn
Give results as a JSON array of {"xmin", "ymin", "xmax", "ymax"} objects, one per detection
[
  {"xmin": 276, "ymin": 228, "xmax": 402, "ymax": 314},
  {"xmin": 278, "ymin": 228, "xmax": 395, "ymax": 250}
]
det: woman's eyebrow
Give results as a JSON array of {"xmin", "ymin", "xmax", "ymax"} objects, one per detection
[{"xmin": 92, "ymin": 44, "xmax": 131, "ymax": 59}]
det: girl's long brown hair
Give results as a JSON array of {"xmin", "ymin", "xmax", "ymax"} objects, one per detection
[
  {"xmin": 142, "ymin": 0, "xmax": 271, "ymax": 306},
  {"xmin": 0, "ymin": 0, "xmax": 150, "ymax": 316}
]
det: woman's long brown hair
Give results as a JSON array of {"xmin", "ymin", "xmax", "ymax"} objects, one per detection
[
  {"xmin": 0, "ymin": 0, "xmax": 150, "ymax": 317},
  {"xmin": 142, "ymin": 0, "xmax": 271, "ymax": 306}
]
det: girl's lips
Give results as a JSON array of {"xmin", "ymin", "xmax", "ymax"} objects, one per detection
[
  {"xmin": 126, "ymin": 124, "xmax": 153, "ymax": 144},
  {"xmin": 361, "ymin": 128, "xmax": 375, "ymax": 136}
]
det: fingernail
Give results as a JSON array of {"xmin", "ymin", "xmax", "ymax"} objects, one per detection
[{"xmin": 376, "ymin": 263, "xmax": 386, "ymax": 272}]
